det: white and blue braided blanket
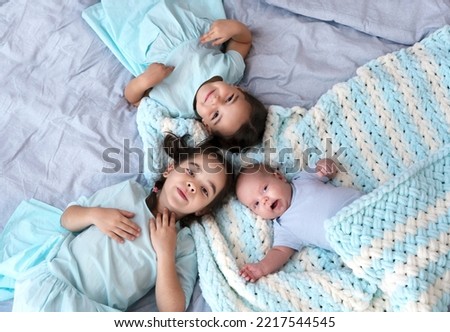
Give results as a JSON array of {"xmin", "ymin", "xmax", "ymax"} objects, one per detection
[
  {"xmin": 194, "ymin": 25, "xmax": 450, "ymax": 312},
  {"xmin": 137, "ymin": 26, "xmax": 450, "ymax": 311}
]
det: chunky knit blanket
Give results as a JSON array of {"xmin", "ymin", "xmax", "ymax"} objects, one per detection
[{"xmin": 136, "ymin": 26, "xmax": 450, "ymax": 311}]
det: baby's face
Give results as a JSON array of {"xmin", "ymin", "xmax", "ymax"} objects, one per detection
[
  {"xmin": 236, "ymin": 168, "xmax": 292, "ymax": 220},
  {"xmin": 195, "ymin": 79, "xmax": 251, "ymax": 137}
]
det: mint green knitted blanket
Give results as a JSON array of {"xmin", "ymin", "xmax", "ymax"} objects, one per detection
[
  {"xmin": 136, "ymin": 26, "xmax": 450, "ymax": 311},
  {"xmin": 188, "ymin": 25, "xmax": 450, "ymax": 311}
]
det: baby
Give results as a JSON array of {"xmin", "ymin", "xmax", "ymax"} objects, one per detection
[{"xmin": 235, "ymin": 159, "xmax": 364, "ymax": 282}]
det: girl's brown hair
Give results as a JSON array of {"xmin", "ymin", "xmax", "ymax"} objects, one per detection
[
  {"xmin": 193, "ymin": 76, "xmax": 268, "ymax": 152},
  {"xmin": 210, "ymin": 90, "xmax": 268, "ymax": 152}
]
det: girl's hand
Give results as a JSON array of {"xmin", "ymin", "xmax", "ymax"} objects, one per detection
[
  {"xmin": 149, "ymin": 208, "xmax": 177, "ymax": 259},
  {"xmin": 151, "ymin": 208, "xmax": 185, "ymax": 311},
  {"xmin": 142, "ymin": 63, "xmax": 175, "ymax": 86},
  {"xmin": 124, "ymin": 63, "xmax": 174, "ymax": 106},
  {"xmin": 239, "ymin": 262, "xmax": 266, "ymax": 283},
  {"xmin": 315, "ymin": 158, "xmax": 338, "ymax": 179},
  {"xmin": 200, "ymin": 19, "xmax": 246, "ymax": 46},
  {"xmin": 92, "ymin": 208, "xmax": 141, "ymax": 243},
  {"xmin": 200, "ymin": 19, "xmax": 252, "ymax": 59}
]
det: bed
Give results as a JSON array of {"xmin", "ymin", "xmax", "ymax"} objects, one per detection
[{"xmin": 1, "ymin": 0, "xmax": 449, "ymax": 312}]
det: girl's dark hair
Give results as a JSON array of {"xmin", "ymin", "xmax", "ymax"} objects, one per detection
[
  {"xmin": 212, "ymin": 91, "xmax": 268, "ymax": 152},
  {"xmin": 147, "ymin": 133, "xmax": 234, "ymax": 227}
]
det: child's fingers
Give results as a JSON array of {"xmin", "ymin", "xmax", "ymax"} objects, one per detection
[
  {"xmin": 152, "ymin": 214, "xmax": 161, "ymax": 230},
  {"xmin": 108, "ymin": 230, "xmax": 125, "ymax": 244},
  {"xmin": 160, "ymin": 209, "xmax": 177, "ymax": 228},
  {"xmin": 162, "ymin": 208, "xmax": 170, "ymax": 227},
  {"xmin": 116, "ymin": 218, "xmax": 141, "ymax": 239},
  {"xmin": 239, "ymin": 269, "xmax": 249, "ymax": 279},
  {"xmin": 241, "ymin": 265, "xmax": 260, "ymax": 282},
  {"xmin": 113, "ymin": 227, "xmax": 137, "ymax": 241},
  {"xmin": 240, "ymin": 271, "xmax": 255, "ymax": 283},
  {"xmin": 164, "ymin": 65, "xmax": 175, "ymax": 75},
  {"xmin": 200, "ymin": 34, "xmax": 211, "ymax": 44},
  {"xmin": 119, "ymin": 209, "xmax": 135, "ymax": 218},
  {"xmin": 168, "ymin": 211, "xmax": 176, "ymax": 227},
  {"xmin": 211, "ymin": 38, "xmax": 227, "ymax": 46},
  {"xmin": 316, "ymin": 168, "xmax": 326, "ymax": 177},
  {"xmin": 118, "ymin": 215, "xmax": 141, "ymax": 234},
  {"xmin": 239, "ymin": 266, "xmax": 251, "ymax": 277},
  {"xmin": 202, "ymin": 35, "xmax": 227, "ymax": 46},
  {"xmin": 200, "ymin": 30, "xmax": 222, "ymax": 44},
  {"xmin": 316, "ymin": 163, "xmax": 331, "ymax": 177},
  {"xmin": 149, "ymin": 218, "xmax": 156, "ymax": 234}
]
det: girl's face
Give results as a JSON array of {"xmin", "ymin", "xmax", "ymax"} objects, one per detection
[
  {"xmin": 236, "ymin": 169, "xmax": 292, "ymax": 220},
  {"xmin": 158, "ymin": 153, "xmax": 227, "ymax": 219},
  {"xmin": 195, "ymin": 80, "xmax": 252, "ymax": 137}
]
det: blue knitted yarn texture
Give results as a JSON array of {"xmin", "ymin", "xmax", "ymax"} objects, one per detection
[
  {"xmin": 326, "ymin": 146, "xmax": 450, "ymax": 311},
  {"xmin": 188, "ymin": 26, "xmax": 450, "ymax": 311}
]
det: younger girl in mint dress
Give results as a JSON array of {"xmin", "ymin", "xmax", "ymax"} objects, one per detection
[{"xmin": 83, "ymin": 0, "xmax": 267, "ymax": 150}]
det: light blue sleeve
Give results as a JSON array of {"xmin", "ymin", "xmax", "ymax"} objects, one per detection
[
  {"xmin": 68, "ymin": 180, "xmax": 135, "ymax": 209},
  {"xmin": 174, "ymin": 227, "xmax": 198, "ymax": 310},
  {"xmin": 223, "ymin": 50, "xmax": 246, "ymax": 84},
  {"xmin": 294, "ymin": 171, "xmax": 329, "ymax": 183},
  {"xmin": 272, "ymin": 220, "xmax": 303, "ymax": 251}
]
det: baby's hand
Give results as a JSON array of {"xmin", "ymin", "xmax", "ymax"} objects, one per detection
[
  {"xmin": 92, "ymin": 208, "xmax": 140, "ymax": 243},
  {"xmin": 200, "ymin": 19, "xmax": 242, "ymax": 46},
  {"xmin": 315, "ymin": 158, "xmax": 338, "ymax": 179},
  {"xmin": 149, "ymin": 208, "xmax": 177, "ymax": 259},
  {"xmin": 239, "ymin": 262, "xmax": 266, "ymax": 283}
]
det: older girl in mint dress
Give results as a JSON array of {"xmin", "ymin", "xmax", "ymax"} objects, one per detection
[{"xmin": 0, "ymin": 135, "xmax": 233, "ymax": 311}]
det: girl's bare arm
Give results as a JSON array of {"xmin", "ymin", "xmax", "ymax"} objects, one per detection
[
  {"xmin": 61, "ymin": 205, "xmax": 140, "ymax": 243},
  {"xmin": 151, "ymin": 209, "xmax": 186, "ymax": 311},
  {"xmin": 124, "ymin": 63, "xmax": 174, "ymax": 106},
  {"xmin": 200, "ymin": 19, "xmax": 252, "ymax": 59}
]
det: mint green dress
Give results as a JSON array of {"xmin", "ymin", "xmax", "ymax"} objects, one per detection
[
  {"xmin": 82, "ymin": 0, "xmax": 245, "ymax": 118},
  {"xmin": 0, "ymin": 180, "xmax": 197, "ymax": 311}
]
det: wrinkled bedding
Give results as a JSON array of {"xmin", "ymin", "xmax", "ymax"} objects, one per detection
[
  {"xmin": 224, "ymin": 0, "xmax": 450, "ymax": 108},
  {"xmin": 1, "ymin": 0, "xmax": 449, "ymax": 312}
]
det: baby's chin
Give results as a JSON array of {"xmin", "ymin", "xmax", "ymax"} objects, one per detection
[{"xmin": 260, "ymin": 211, "xmax": 284, "ymax": 220}]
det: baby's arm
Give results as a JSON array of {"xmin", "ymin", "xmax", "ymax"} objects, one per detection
[
  {"xmin": 239, "ymin": 246, "xmax": 295, "ymax": 282},
  {"xmin": 124, "ymin": 63, "xmax": 174, "ymax": 106},
  {"xmin": 315, "ymin": 158, "xmax": 338, "ymax": 179},
  {"xmin": 151, "ymin": 209, "xmax": 185, "ymax": 312},
  {"xmin": 61, "ymin": 205, "xmax": 141, "ymax": 243},
  {"xmin": 200, "ymin": 19, "xmax": 252, "ymax": 59}
]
